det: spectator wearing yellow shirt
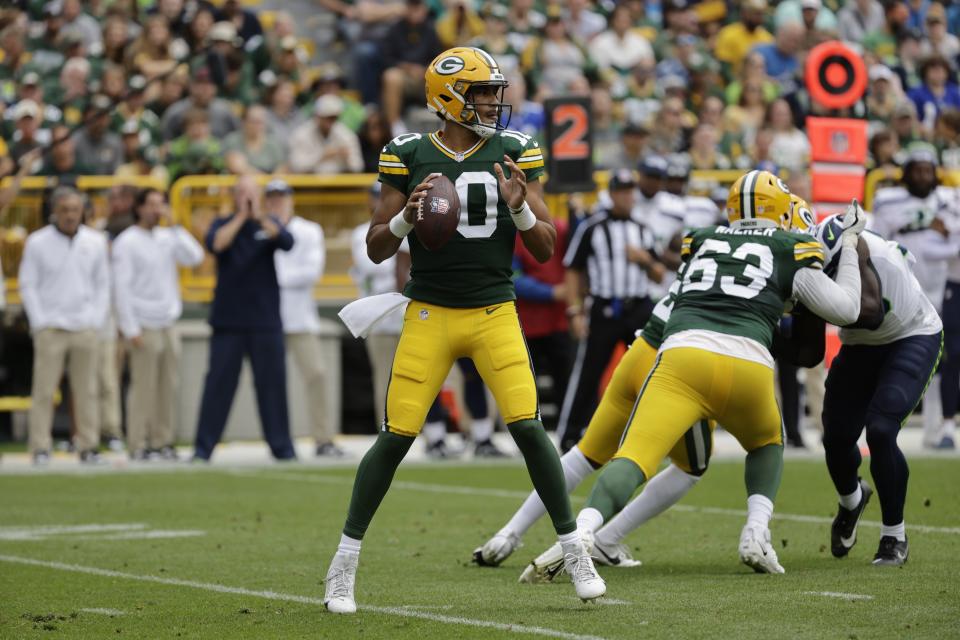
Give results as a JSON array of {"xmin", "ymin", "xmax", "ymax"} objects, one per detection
[
  {"xmin": 435, "ymin": 0, "xmax": 484, "ymax": 50},
  {"xmin": 714, "ymin": 0, "xmax": 774, "ymax": 76}
]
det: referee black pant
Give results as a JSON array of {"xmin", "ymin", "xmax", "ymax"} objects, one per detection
[{"xmin": 557, "ymin": 296, "xmax": 654, "ymax": 451}]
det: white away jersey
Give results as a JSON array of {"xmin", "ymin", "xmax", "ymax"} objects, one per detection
[
  {"xmin": 872, "ymin": 185, "xmax": 960, "ymax": 309},
  {"xmin": 840, "ymin": 231, "xmax": 943, "ymax": 345}
]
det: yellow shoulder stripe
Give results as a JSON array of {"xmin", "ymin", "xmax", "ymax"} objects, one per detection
[
  {"xmin": 520, "ymin": 148, "xmax": 541, "ymax": 158},
  {"xmin": 793, "ymin": 241, "xmax": 821, "ymax": 251},
  {"xmin": 794, "ymin": 250, "xmax": 824, "ymax": 262},
  {"xmin": 517, "ymin": 157, "xmax": 544, "ymax": 167},
  {"xmin": 379, "ymin": 166, "xmax": 410, "ymax": 176}
]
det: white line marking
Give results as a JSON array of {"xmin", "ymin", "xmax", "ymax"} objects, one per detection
[
  {"xmin": 0, "ymin": 524, "xmax": 148, "ymax": 541},
  {"xmin": 73, "ymin": 530, "xmax": 206, "ymax": 541},
  {"xmin": 803, "ymin": 591, "xmax": 875, "ymax": 601},
  {"xmin": 0, "ymin": 555, "xmax": 608, "ymax": 640},
  {"xmin": 235, "ymin": 470, "xmax": 960, "ymax": 535},
  {"xmin": 79, "ymin": 608, "xmax": 126, "ymax": 616}
]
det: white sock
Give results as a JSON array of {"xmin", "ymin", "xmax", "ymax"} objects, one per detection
[
  {"xmin": 880, "ymin": 521, "xmax": 906, "ymax": 541},
  {"xmin": 576, "ymin": 507, "xmax": 604, "ymax": 534},
  {"xmin": 839, "ymin": 484, "xmax": 863, "ymax": 510},
  {"xmin": 557, "ymin": 529, "xmax": 581, "ymax": 546},
  {"xmin": 943, "ymin": 418, "xmax": 956, "ymax": 439},
  {"xmin": 595, "ymin": 464, "xmax": 700, "ymax": 547},
  {"xmin": 745, "ymin": 494, "xmax": 774, "ymax": 530},
  {"xmin": 472, "ymin": 417, "xmax": 494, "ymax": 443},
  {"xmin": 423, "ymin": 421, "xmax": 446, "ymax": 446},
  {"xmin": 922, "ymin": 377, "xmax": 942, "ymax": 442},
  {"xmin": 500, "ymin": 447, "xmax": 594, "ymax": 538},
  {"xmin": 337, "ymin": 533, "xmax": 362, "ymax": 556}
]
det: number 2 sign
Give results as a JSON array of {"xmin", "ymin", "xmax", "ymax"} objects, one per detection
[{"xmin": 544, "ymin": 97, "xmax": 595, "ymax": 194}]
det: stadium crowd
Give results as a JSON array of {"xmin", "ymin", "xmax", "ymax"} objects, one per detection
[
  {"xmin": 1, "ymin": 0, "xmax": 960, "ymax": 463},
  {"xmin": 0, "ymin": 0, "xmax": 958, "ymax": 180}
]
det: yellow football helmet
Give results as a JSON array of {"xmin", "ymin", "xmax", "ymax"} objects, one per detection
[
  {"xmin": 789, "ymin": 194, "xmax": 816, "ymax": 233},
  {"xmin": 425, "ymin": 47, "xmax": 510, "ymax": 139},
  {"xmin": 726, "ymin": 170, "xmax": 793, "ymax": 228}
]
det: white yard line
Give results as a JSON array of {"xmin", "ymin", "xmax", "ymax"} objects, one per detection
[
  {"xmin": 803, "ymin": 591, "xmax": 875, "ymax": 601},
  {"xmin": 235, "ymin": 470, "xmax": 960, "ymax": 536},
  {"xmin": 79, "ymin": 608, "xmax": 126, "ymax": 616},
  {"xmin": 73, "ymin": 530, "xmax": 206, "ymax": 541},
  {"xmin": 0, "ymin": 554, "xmax": 608, "ymax": 640},
  {"xmin": 0, "ymin": 524, "xmax": 148, "ymax": 541}
]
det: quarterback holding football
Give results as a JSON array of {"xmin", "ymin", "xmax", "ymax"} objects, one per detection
[{"xmin": 324, "ymin": 47, "xmax": 605, "ymax": 614}]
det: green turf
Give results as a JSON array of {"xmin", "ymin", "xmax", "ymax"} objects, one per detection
[{"xmin": 1, "ymin": 459, "xmax": 959, "ymax": 639}]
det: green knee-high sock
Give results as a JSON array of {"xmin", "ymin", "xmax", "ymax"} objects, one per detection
[
  {"xmin": 343, "ymin": 430, "xmax": 415, "ymax": 539},
  {"xmin": 584, "ymin": 458, "xmax": 647, "ymax": 521},
  {"xmin": 744, "ymin": 444, "xmax": 784, "ymax": 501},
  {"xmin": 508, "ymin": 420, "xmax": 577, "ymax": 535}
]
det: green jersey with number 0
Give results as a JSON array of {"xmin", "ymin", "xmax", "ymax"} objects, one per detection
[
  {"xmin": 663, "ymin": 225, "xmax": 824, "ymax": 349},
  {"xmin": 378, "ymin": 130, "xmax": 545, "ymax": 308}
]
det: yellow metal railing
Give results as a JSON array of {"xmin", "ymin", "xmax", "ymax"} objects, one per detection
[{"xmin": 0, "ymin": 170, "xmax": 758, "ymax": 304}]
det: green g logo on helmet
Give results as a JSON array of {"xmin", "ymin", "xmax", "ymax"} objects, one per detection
[{"xmin": 435, "ymin": 56, "xmax": 465, "ymax": 75}]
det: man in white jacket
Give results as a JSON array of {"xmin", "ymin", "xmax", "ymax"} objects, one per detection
[
  {"xmin": 269, "ymin": 179, "xmax": 343, "ymax": 457},
  {"xmin": 112, "ymin": 188, "xmax": 204, "ymax": 460},
  {"xmin": 19, "ymin": 186, "xmax": 110, "ymax": 465}
]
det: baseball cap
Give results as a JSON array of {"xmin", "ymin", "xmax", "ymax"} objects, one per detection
[
  {"xmin": 279, "ymin": 35, "xmax": 299, "ymax": 51},
  {"xmin": 128, "ymin": 74, "xmax": 148, "ymax": 92},
  {"xmin": 265, "ymin": 179, "xmax": 293, "ymax": 195},
  {"xmin": 20, "ymin": 71, "xmax": 40, "ymax": 86},
  {"xmin": 639, "ymin": 155, "xmax": 669, "ymax": 178},
  {"xmin": 667, "ymin": 154, "xmax": 691, "ymax": 179},
  {"xmin": 120, "ymin": 119, "xmax": 140, "ymax": 136},
  {"xmin": 903, "ymin": 143, "xmax": 939, "ymax": 167},
  {"xmin": 13, "ymin": 99, "xmax": 40, "ymax": 120},
  {"xmin": 209, "ymin": 21, "xmax": 238, "ymax": 44},
  {"xmin": 742, "ymin": 0, "xmax": 768, "ymax": 11},
  {"xmin": 869, "ymin": 64, "xmax": 895, "ymax": 83},
  {"xmin": 893, "ymin": 100, "xmax": 916, "ymax": 118},
  {"xmin": 608, "ymin": 169, "xmax": 638, "ymax": 190},
  {"xmin": 314, "ymin": 94, "xmax": 344, "ymax": 118},
  {"xmin": 801, "ymin": 0, "xmax": 821, "ymax": 10}
]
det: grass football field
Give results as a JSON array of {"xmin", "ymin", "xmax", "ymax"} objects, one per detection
[{"xmin": 1, "ymin": 458, "xmax": 958, "ymax": 639}]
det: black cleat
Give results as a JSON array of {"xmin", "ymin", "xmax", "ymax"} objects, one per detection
[
  {"xmin": 425, "ymin": 440, "xmax": 461, "ymax": 459},
  {"xmin": 831, "ymin": 478, "xmax": 873, "ymax": 558},
  {"xmin": 474, "ymin": 439, "xmax": 508, "ymax": 458},
  {"xmin": 872, "ymin": 536, "xmax": 908, "ymax": 566}
]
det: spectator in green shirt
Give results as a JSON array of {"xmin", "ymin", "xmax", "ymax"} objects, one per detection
[{"xmin": 165, "ymin": 108, "xmax": 225, "ymax": 181}]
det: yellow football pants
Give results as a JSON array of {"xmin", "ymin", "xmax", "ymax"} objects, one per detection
[
  {"xmin": 577, "ymin": 338, "xmax": 714, "ymax": 475},
  {"xmin": 616, "ymin": 347, "xmax": 783, "ymax": 480},
  {"xmin": 385, "ymin": 301, "xmax": 538, "ymax": 436}
]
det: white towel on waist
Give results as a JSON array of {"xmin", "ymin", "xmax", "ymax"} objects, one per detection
[{"xmin": 339, "ymin": 292, "xmax": 411, "ymax": 338}]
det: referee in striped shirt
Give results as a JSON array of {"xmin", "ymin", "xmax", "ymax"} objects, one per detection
[{"xmin": 556, "ymin": 169, "xmax": 667, "ymax": 452}]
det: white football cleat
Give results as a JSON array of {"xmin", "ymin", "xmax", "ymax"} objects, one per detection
[
  {"xmin": 473, "ymin": 530, "xmax": 522, "ymax": 567},
  {"xmin": 562, "ymin": 538, "xmax": 606, "ymax": 602},
  {"xmin": 738, "ymin": 524, "xmax": 785, "ymax": 574},
  {"xmin": 324, "ymin": 551, "xmax": 358, "ymax": 614},
  {"xmin": 592, "ymin": 538, "xmax": 643, "ymax": 568},
  {"xmin": 518, "ymin": 542, "xmax": 566, "ymax": 583}
]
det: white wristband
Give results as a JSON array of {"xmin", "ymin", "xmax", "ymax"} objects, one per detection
[
  {"xmin": 388, "ymin": 210, "xmax": 414, "ymax": 238},
  {"xmin": 510, "ymin": 202, "xmax": 537, "ymax": 232}
]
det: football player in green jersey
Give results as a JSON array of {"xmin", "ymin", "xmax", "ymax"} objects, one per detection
[
  {"xmin": 562, "ymin": 170, "xmax": 869, "ymax": 575},
  {"xmin": 323, "ymin": 47, "xmax": 605, "ymax": 614}
]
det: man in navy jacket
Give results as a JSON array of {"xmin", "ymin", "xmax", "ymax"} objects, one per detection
[{"xmin": 193, "ymin": 176, "xmax": 297, "ymax": 461}]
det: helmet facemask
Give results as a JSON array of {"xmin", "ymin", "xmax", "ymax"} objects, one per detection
[{"xmin": 458, "ymin": 81, "xmax": 512, "ymax": 139}]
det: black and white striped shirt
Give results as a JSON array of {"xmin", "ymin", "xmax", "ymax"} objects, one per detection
[{"xmin": 563, "ymin": 211, "xmax": 657, "ymax": 300}]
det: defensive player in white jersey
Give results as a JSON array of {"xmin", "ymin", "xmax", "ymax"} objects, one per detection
[
  {"xmin": 815, "ymin": 217, "xmax": 944, "ymax": 566},
  {"xmin": 872, "ymin": 145, "xmax": 960, "ymax": 448},
  {"xmin": 664, "ymin": 154, "xmax": 724, "ymax": 230}
]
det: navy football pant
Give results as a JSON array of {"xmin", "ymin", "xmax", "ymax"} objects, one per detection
[
  {"xmin": 940, "ymin": 282, "xmax": 960, "ymax": 419},
  {"xmin": 194, "ymin": 330, "xmax": 295, "ymax": 460},
  {"xmin": 823, "ymin": 332, "xmax": 942, "ymax": 526}
]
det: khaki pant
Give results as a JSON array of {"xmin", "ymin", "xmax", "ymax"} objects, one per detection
[
  {"xmin": 127, "ymin": 328, "xmax": 179, "ymax": 452},
  {"xmin": 365, "ymin": 333, "xmax": 400, "ymax": 427},
  {"xmin": 97, "ymin": 336, "xmax": 122, "ymax": 440},
  {"xmin": 29, "ymin": 328, "xmax": 98, "ymax": 453},
  {"xmin": 286, "ymin": 332, "xmax": 333, "ymax": 443}
]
